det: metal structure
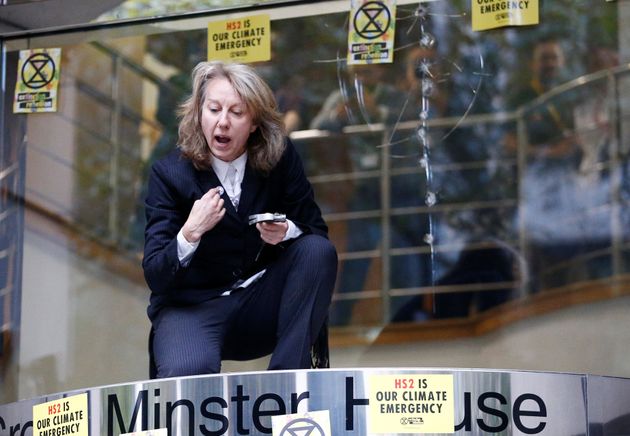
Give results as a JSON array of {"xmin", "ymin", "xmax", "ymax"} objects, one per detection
[{"xmin": 1, "ymin": 367, "xmax": 629, "ymax": 435}]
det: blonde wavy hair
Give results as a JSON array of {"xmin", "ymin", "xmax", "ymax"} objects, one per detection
[{"xmin": 177, "ymin": 61, "xmax": 286, "ymax": 173}]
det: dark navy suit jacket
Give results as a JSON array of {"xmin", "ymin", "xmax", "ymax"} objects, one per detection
[{"xmin": 142, "ymin": 139, "xmax": 328, "ymax": 321}]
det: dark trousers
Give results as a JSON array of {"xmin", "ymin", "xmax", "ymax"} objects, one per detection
[{"xmin": 152, "ymin": 234, "xmax": 337, "ymax": 378}]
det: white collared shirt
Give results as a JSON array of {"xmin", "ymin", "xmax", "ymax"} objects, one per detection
[{"xmin": 212, "ymin": 152, "xmax": 247, "ymax": 207}]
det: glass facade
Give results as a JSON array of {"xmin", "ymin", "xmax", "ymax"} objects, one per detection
[{"xmin": 1, "ymin": 0, "xmax": 629, "ymax": 403}]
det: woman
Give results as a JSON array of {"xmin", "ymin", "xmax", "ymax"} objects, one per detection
[{"xmin": 143, "ymin": 61, "xmax": 337, "ymax": 378}]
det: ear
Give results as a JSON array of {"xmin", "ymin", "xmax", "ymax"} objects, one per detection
[{"xmin": 250, "ymin": 124, "xmax": 258, "ymax": 133}]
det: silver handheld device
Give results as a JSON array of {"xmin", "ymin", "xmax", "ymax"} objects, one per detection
[{"xmin": 248, "ymin": 213, "xmax": 287, "ymax": 225}]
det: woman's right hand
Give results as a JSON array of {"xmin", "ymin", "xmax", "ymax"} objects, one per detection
[{"xmin": 181, "ymin": 187, "xmax": 225, "ymax": 242}]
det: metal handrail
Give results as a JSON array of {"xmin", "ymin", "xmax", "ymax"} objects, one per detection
[{"xmin": 288, "ymin": 64, "xmax": 630, "ymax": 319}]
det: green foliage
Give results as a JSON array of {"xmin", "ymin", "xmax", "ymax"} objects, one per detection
[{"xmin": 97, "ymin": 0, "xmax": 265, "ymax": 22}]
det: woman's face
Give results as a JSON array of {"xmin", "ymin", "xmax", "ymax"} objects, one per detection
[{"xmin": 201, "ymin": 77, "xmax": 257, "ymax": 162}]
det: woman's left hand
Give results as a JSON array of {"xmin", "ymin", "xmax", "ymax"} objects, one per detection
[{"xmin": 256, "ymin": 221, "xmax": 288, "ymax": 245}]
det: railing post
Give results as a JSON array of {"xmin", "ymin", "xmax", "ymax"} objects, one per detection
[
  {"xmin": 516, "ymin": 107, "xmax": 529, "ymax": 297},
  {"xmin": 380, "ymin": 128, "xmax": 392, "ymax": 324},
  {"xmin": 108, "ymin": 54, "xmax": 122, "ymax": 244},
  {"xmin": 609, "ymin": 69, "xmax": 623, "ymax": 281}
]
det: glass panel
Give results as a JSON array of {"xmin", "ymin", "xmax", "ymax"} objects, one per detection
[{"xmin": 1, "ymin": 0, "xmax": 629, "ymax": 401}]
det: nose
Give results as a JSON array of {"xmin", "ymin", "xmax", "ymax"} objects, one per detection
[{"xmin": 217, "ymin": 110, "xmax": 229, "ymax": 128}]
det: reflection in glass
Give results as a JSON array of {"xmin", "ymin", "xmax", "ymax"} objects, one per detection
[{"xmin": 2, "ymin": 0, "xmax": 629, "ymax": 400}]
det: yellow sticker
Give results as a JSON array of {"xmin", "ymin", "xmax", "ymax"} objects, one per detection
[
  {"xmin": 472, "ymin": 0, "xmax": 539, "ymax": 31},
  {"xmin": 13, "ymin": 48, "xmax": 62, "ymax": 113},
  {"xmin": 207, "ymin": 14, "xmax": 270, "ymax": 64},
  {"xmin": 347, "ymin": 0, "xmax": 397, "ymax": 65},
  {"xmin": 32, "ymin": 393, "xmax": 88, "ymax": 436},
  {"xmin": 368, "ymin": 374, "xmax": 454, "ymax": 433}
]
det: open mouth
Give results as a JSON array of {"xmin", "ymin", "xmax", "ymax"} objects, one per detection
[{"xmin": 215, "ymin": 135, "xmax": 231, "ymax": 144}]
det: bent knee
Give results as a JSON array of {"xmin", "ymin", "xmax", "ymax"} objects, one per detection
[
  {"xmin": 294, "ymin": 235, "xmax": 338, "ymax": 281},
  {"xmin": 299, "ymin": 235, "xmax": 337, "ymax": 262}
]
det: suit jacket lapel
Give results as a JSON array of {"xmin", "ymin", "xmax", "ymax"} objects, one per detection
[
  {"xmin": 196, "ymin": 168, "xmax": 220, "ymax": 195},
  {"xmin": 195, "ymin": 168, "xmax": 241, "ymax": 221},
  {"xmin": 238, "ymin": 164, "xmax": 264, "ymax": 218}
]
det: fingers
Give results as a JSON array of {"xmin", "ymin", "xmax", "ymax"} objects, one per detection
[
  {"xmin": 199, "ymin": 187, "xmax": 225, "ymax": 210},
  {"xmin": 216, "ymin": 205, "xmax": 226, "ymax": 219},
  {"xmin": 256, "ymin": 221, "xmax": 288, "ymax": 245},
  {"xmin": 183, "ymin": 188, "xmax": 226, "ymax": 240},
  {"xmin": 202, "ymin": 186, "xmax": 224, "ymax": 200}
]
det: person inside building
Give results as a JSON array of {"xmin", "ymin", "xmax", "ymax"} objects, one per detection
[
  {"xmin": 505, "ymin": 36, "xmax": 581, "ymax": 291},
  {"xmin": 505, "ymin": 36, "xmax": 578, "ymax": 160},
  {"xmin": 142, "ymin": 61, "xmax": 337, "ymax": 378}
]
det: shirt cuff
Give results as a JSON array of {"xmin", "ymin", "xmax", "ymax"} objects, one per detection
[
  {"xmin": 177, "ymin": 229, "xmax": 200, "ymax": 265},
  {"xmin": 282, "ymin": 219, "xmax": 303, "ymax": 242}
]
